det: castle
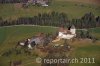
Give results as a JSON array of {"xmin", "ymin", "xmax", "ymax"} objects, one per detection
[{"xmin": 52, "ymin": 25, "xmax": 76, "ymax": 42}]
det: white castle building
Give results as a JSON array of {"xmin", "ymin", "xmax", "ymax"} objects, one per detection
[
  {"xmin": 52, "ymin": 25, "xmax": 76, "ymax": 42},
  {"xmin": 58, "ymin": 25, "xmax": 76, "ymax": 39}
]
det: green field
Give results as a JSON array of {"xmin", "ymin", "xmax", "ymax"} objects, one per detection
[
  {"xmin": 0, "ymin": 25, "xmax": 100, "ymax": 66},
  {"xmin": 0, "ymin": 26, "xmax": 57, "ymax": 66},
  {"xmin": 0, "ymin": 0, "xmax": 100, "ymax": 20}
]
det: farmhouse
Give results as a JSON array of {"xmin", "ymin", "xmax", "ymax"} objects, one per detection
[{"xmin": 28, "ymin": 0, "xmax": 49, "ymax": 6}]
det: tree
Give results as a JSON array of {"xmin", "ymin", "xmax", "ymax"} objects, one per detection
[{"xmin": 81, "ymin": 12, "xmax": 96, "ymax": 28}]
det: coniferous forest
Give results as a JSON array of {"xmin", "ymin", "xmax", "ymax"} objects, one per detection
[{"xmin": 0, "ymin": 11, "xmax": 100, "ymax": 28}]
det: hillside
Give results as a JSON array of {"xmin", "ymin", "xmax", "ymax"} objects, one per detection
[
  {"xmin": 0, "ymin": 0, "xmax": 100, "ymax": 66},
  {"xmin": 0, "ymin": 25, "xmax": 100, "ymax": 66}
]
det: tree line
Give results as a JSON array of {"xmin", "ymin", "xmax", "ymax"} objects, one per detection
[
  {"xmin": 0, "ymin": 0, "xmax": 28, "ymax": 3},
  {"xmin": 0, "ymin": 11, "xmax": 100, "ymax": 29}
]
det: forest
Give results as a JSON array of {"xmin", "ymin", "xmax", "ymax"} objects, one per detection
[{"xmin": 0, "ymin": 11, "xmax": 100, "ymax": 29}]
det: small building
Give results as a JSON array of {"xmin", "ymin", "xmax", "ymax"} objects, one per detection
[{"xmin": 28, "ymin": 0, "xmax": 49, "ymax": 6}]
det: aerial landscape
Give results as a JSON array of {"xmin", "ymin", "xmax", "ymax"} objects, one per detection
[{"xmin": 0, "ymin": 0, "xmax": 100, "ymax": 66}]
